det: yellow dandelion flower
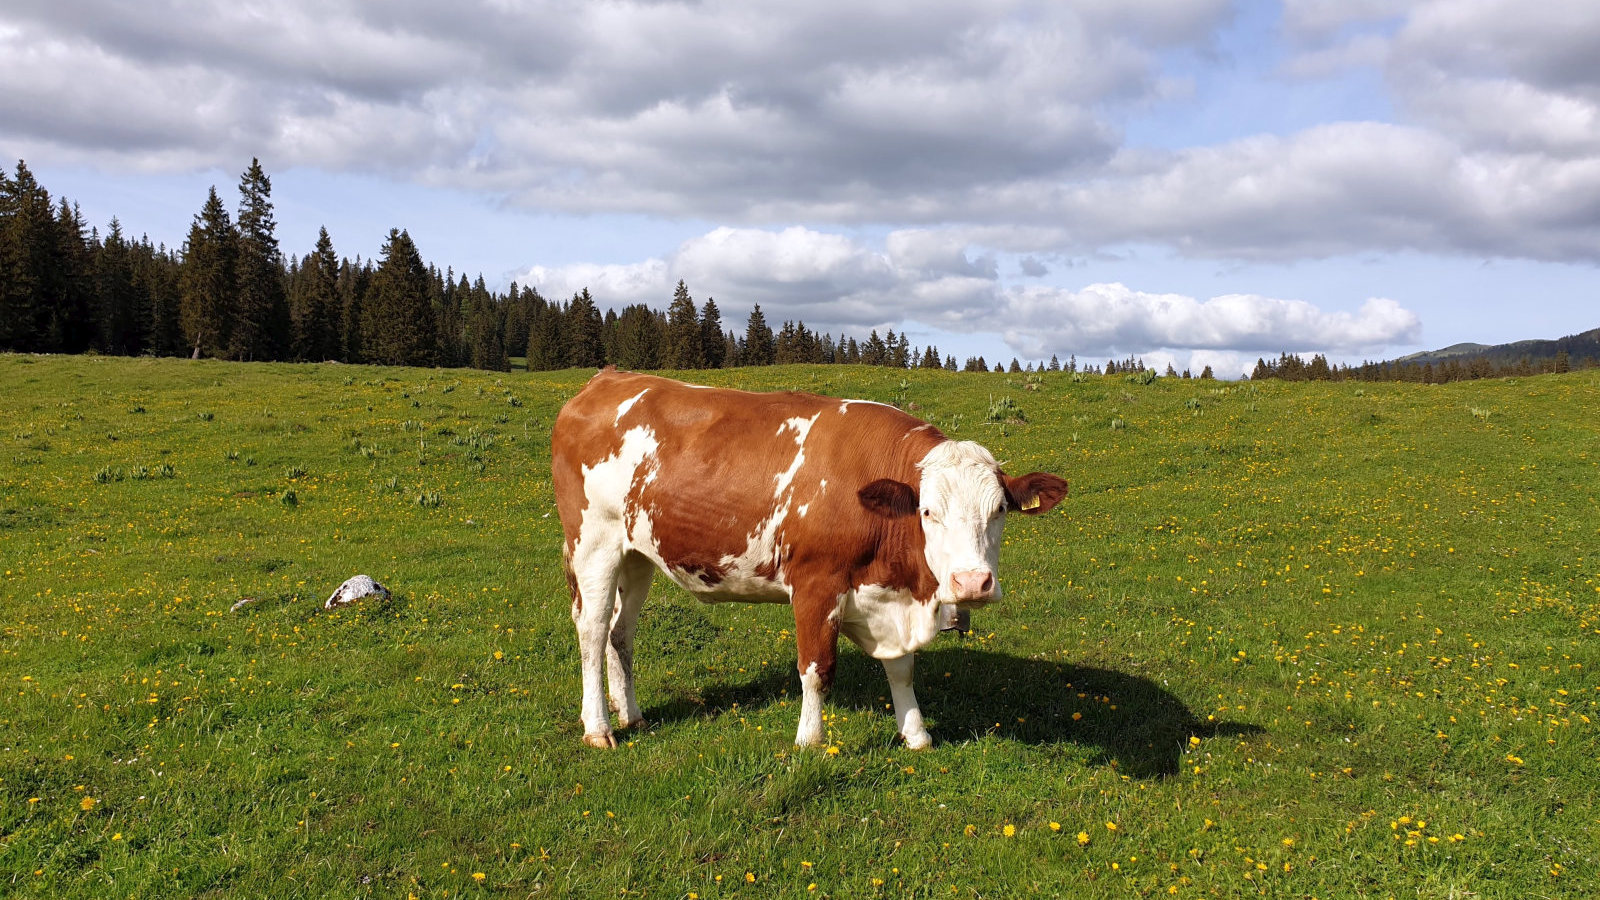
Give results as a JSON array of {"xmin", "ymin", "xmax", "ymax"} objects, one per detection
[
  {"xmin": 1077, "ymin": 832, "xmax": 1091, "ymax": 846},
  {"xmin": 1003, "ymin": 824, "xmax": 1016, "ymax": 837},
  {"xmin": 79, "ymin": 796, "xmax": 96, "ymax": 811},
  {"xmin": 1049, "ymin": 821, "xmax": 1061, "ymax": 832},
  {"xmin": 472, "ymin": 872, "xmax": 486, "ymax": 882}
]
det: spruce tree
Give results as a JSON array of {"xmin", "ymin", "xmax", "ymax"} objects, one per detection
[
  {"xmin": 47, "ymin": 199, "xmax": 95, "ymax": 353},
  {"xmin": 565, "ymin": 288, "xmax": 605, "ymax": 368},
  {"xmin": 700, "ymin": 297, "xmax": 725, "ymax": 368},
  {"xmin": 179, "ymin": 187, "xmax": 237, "ymax": 359},
  {"xmin": 863, "ymin": 330, "xmax": 887, "ymax": 365},
  {"xmin": 663, "ymin": 280, "xmax": 703, "ymax": 368},
  {"xmin": 231, "ymin": 159, "xmax": 288, "ymax": 360},
  {"xmin": 139, "ymin": 238, "xmax": 184, "ymax": 357},
  {"xmin": 364, "ymin": 228, "xmax": 437, "ymax": 367},
  {"xmin": 526, "ymin": 299, "xmax": 566, "ymax": 370},
  {"xmin": 744, "ymin": 303, "xmax": 775, "ymax": 365},
  {"xmin": 613, "ymin": 303, "xmax": 662, "ymax": 370},
  {"xmin": 93, "ymin": 218, "xmax": 143, "ymax": 355},
  {"xmin": 289, "ymin": 227, "xmax": 342, "ymax": 361}
]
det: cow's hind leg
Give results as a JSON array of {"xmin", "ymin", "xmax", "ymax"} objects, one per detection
[
  {"xmin": 882, "ymin": 654, "xmax": 931, "ymax": 750},
  {"xmin": 606, "ymin": 551, "xmax": 652, "ymax": 731},
  {"xmin": 569, "ymin": 542, "xmax": 623, "ymax": 749}
]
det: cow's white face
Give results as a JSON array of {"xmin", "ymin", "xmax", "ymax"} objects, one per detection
[
  {"xmin": 856, "ymin": 440, "xmax": 1068, "ymax": 605},
  {"xmin": 916, "ymin": 442, "xmax": 1009, "ymax": 605}
]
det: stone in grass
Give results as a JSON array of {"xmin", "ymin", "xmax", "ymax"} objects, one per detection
[{"xmin": 326, "ymin": 575, "xmax": 390, "ymax": 609}]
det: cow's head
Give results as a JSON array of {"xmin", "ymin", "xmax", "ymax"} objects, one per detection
[{"xmin": 858, "ymin": 440, "xmax": 1067, "ymax": 605}]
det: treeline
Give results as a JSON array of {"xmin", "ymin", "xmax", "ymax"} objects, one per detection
[
  {"xmin": 1249, "ymin": 349, "xmax": 1594, "ymax": 383},
  {"xmin": 3, "ymin": 158, "xmax": 1020, "ymax": 373}
]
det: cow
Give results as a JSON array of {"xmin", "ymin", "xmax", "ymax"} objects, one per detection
[{"xmin": 551, "ymin": 368, "xmax": 1067, "ymax": 750}]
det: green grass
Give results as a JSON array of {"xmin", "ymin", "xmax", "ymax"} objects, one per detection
[{"xmin": 2, "ymin": 354, "xmax": 1597, "ymax": 898}]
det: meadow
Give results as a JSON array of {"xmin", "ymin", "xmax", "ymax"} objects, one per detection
[{"xmin": 1, "ymin": 353, "xmax": 1596, "ymax": 899}]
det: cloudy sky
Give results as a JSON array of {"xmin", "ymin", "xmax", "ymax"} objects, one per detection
[{"xmin": 5, "ymin": 0, "xmax": 1598, "ymax": 374}]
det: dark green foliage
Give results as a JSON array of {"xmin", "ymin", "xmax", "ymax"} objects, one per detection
[
  {"xmin": 613, "ymin": 304, "xmax": 663, "ymax": 370},
  {"xmin": 180, "ymin": 187, "xmax": 237, "ymax": 359},
  {"xmin": 525, "ymin": 296, "xmax": 565, "ymax": 371},
  {"xmin": 230, "ymin": 159, "xmax": 289, "ymax": 361},
  {"xmin": 564, "ymin": 288, "xmax": 604, "ymax": 368},
  {"xmin": 862, "ymin": 330, "xmax": 888, "ymax": 366},
  {"xmin": 289, "ymin": 228, "xmax": 342, "ymax": 361},
  {"xmin": 743, "ymin": 303, "xmax": 775, "ymax": 365},
  {"xmin": 662, "ymin": 280, "xmax": 703, "ymax": 369},
  {"xmin": 699, "ymin": 297, "xmax": 725, "ymax": 368},
  {"xmin": 92, "ymin": 218, "xmax": 145, "ymax": 356},
  {"xmin": 363, "ymin": 229, "xmax": 437, "ymax": 367}
]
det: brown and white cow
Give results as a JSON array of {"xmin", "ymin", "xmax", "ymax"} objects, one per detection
[{"xmin": 551, "ymin": 368, "xmax": 1067, "ymax": 749}]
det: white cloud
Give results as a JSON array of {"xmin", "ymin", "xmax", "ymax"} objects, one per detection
[
  {"xmin": 999, "ymin": 283, "xmax": 1419, "ymax": 359},
  {"xmin": 516, "ymin": 226, "xmax": 1422, "ymax": 364},
  {"xmin": 5, "ymin": 0, "xmax": 1599, "ymax": 273}
]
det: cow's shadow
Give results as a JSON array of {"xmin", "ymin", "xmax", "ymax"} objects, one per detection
[{"xmin": 641, "ymin": 644, "xmax": 1261, "ymax": 779}]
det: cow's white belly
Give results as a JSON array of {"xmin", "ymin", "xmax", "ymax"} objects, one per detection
[{"xmin": 838, "ymin": 584, "xmax": 946, "ymax": 659}]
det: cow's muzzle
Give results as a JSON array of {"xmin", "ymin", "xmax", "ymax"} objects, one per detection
[{"xmin": 950, "ymin": 570, "xmax": 995, "ymax": 602}]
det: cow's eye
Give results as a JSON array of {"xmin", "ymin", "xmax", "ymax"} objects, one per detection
[{"xmin": 920, "ymin": 508, "xmax": 934, "ymax": 520}]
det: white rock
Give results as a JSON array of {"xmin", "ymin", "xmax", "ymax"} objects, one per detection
[{"xmin": 326, "ymin": 575, "xmax": 390, "ymax": 609}]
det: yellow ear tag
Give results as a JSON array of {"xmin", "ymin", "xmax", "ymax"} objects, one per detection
[{"xmin": 1021, "ymin": 495, "xmax": 1041, "ymax": 511}]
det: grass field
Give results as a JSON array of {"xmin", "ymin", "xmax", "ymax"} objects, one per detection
[{"xmin": 2, "ymin": 354, "xmax": 1597, "ymax": 899}]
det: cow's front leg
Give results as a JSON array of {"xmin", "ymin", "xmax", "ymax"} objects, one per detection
[
  {"xmin": 793, "ymin": 596, "xmax": 841, "ymax": 748},
  {"xmin": 883, "ymin": 654, "xmax": 931, "ymax": 749}
]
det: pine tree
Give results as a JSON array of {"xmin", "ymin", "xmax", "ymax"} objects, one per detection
[
  {"xmin": 364, "ymin": 229, "xmax": 437, "ymax": 367},
  {"xmin": 526, "ymin": 298, "xmax": 566, "ymax": 370},
  {"xmin": 1048, "ymin": 354, "xmax": 1060, "ymax": 372},
  {"xmin": 613, "ymin": 303, "xmax": 662, "ymax": 370},
  {"xmin": 700, "ymin": 297, "xmax": 725, "ymax": 368},
  {"xmin": 744, "ymin": 303, "xmax": 775, "ymax": 365},
  {"xmin": 47, "ymin": 199, "xmax": 95, "ymax": 353},
  {"xmin": 230, "ymin": 159, "xmax": 288, "ymax": 360},
  {"xmin": 139, "ymin": 238, "xmax": 184, "ymax": 356},
  {"xmin": 565, "ymin": 288, "xmax": 605, "ymax": 368},
  {"xmin": 863, "ymin": 330, "xmax": 887, "ymax": 366},
  {"xmin": 1, "ymin": 163, "xmax": 68, "ymax": 352},
  {"xmin": 466, "ymin": 281, "xmax": 508, "ymax": 371},
  {"xmin": 179, "ymin": 187, "xmax": 237, "ymax": 359},
  {"xmin": 663, "ymin": 280, "xmax": 703, "ymax": 369},
  {"xmin": 93, "ymin": 218, "xmax": 144, "ymax": 355},
  {"xmin": 289, "ymin": 227, "xmax": 342, "ymax": 361}
]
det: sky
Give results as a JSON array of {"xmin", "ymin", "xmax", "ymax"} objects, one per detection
[{"xmin": 3, "ymin": 0, "xmax": 1598, "ymax": 376}]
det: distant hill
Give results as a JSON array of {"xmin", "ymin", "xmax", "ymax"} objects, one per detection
[{"xmin": 1389, "ymin": 327, "xmax": 1600, "ymax": 369}]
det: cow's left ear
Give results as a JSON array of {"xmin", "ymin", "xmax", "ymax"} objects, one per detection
[
  {"xmin": 858, "ymin": 478, "xmax": 919, "ymax": 518},
  {"xmin": 1004, "ymin": 472, "xmax": 1068, "ymax": 515}
]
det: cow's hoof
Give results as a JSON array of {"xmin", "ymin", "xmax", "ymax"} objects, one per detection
[
  {"xmin": 902, "ymin": 730, "xmax": 933, "ymax": 750},
  {"xmin": 583, "ymin": 731, "xmax": 618, "ymax": 749},
  {"xmin": 617, "ymin": 717, "xmax": 648, "ymax": 732}
]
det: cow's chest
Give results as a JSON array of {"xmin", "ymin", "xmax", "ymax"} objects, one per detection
[{"xmin": 838, "ymin": 584, "xmax": 946, "ymax": 659}]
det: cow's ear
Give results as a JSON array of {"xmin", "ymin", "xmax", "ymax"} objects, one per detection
[
  {"xmin": 1004, "ymin": 472, "xmax": 1068, "ymax": 515},
  {"xmin": 858, "ymin": 479, "xmax": 919, "ymax": 518}
]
